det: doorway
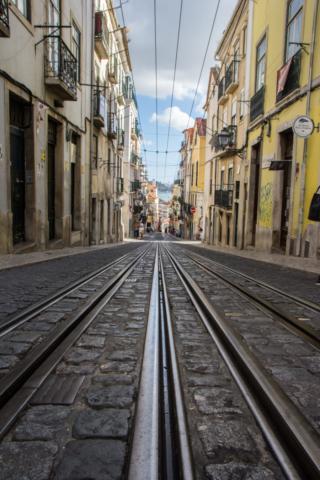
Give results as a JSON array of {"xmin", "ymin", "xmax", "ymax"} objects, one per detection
[
  {"xmin": 280, "ymin": 132, "xmax": 293, "ymax": 249},
  {"xmin": 250, "ymin": 143, "xmax": 261, "ymax": 247},
  {"xmin": 48, "ymin": 121, "xmax": 57, "ymax": 240},
  {"xmin": 10, "ymin": 127, "xmax": 25, "ymax": 245},
  {"xmin": 234, "ymin": 202, "xmax": 239, "ymax": 247}
]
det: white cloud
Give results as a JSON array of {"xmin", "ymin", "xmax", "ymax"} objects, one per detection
[
  {"xmin": 143, "ymin": 140, "xmax": 153, "ymax": 145},
  {"xmin": 150, "ymin": 107, "xmax": 195, "ymax": 132}
]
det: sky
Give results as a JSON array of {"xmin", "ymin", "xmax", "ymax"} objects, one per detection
[{"xmin": 119, "ymin": 0, "xmax": 239, "ymax": 184}]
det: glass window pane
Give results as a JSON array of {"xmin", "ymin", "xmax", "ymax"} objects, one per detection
[
  {"xmin": 289, "ymin": 0, "xmax": 303, "ymax": 21},
  {"xmin": 258, "ymin": 38, "xmax": 266, "ymax": 60}
]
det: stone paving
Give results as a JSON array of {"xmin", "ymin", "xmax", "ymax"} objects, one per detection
[
  {"xmin": 169, "ymin": 247, "xmax": 320, "ymax": 438},
  {"xmin": 177, "ymin": 243, "xmax": 320, "ymax": 302},
  {"xmin": 0, "ymin": 246, "xmax": 156, "ymax": 480},
  {"xmin": 0, "ymin": 243, "xmax": 143, "ymax": 321},
  {"xmin": 161, "ymin": 248, "xmax": 285, "ymax": 480}
]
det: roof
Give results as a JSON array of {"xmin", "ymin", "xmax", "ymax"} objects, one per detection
[{"xmin": 195, "ymin": 118, "xmax": 207, "ymax": 137}]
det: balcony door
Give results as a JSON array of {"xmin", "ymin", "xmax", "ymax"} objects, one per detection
[
  {"xmin": 48, "ymin": 121, "xmax": 57, "ymax": 240},
  {"xmin": 48, "ymin": 0, "xmax": 61, "ymax": 74}
]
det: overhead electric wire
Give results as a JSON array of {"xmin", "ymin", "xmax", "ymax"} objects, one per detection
[
  {"xmin": 118, "ymin": 0, "xmax": 149, "ymax": 171},
  {"xmin": 185, "ymin": 0, "xmax": 221, "ymax": 132},
  {"xmin": 163, "ymin": 0, "xmax": 184, "ymax": 183},
  {"xmin": 153, "ymin": 0, "xmax": 159, "ymax": 179}
]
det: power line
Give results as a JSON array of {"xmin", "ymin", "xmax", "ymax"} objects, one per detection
[
  {"xmin": 185, "ymin": 0, "xmax": 221, "ymax": 131},
  {"xmin": 164, "ymin": 0, "xmax": 184, "ymax": 183},
  {"xmin": 154, "ymin": 0, "xmax": 159, "ymax": 179}
]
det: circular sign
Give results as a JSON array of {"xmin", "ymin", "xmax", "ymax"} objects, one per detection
[
  {"xmin": 292, "ymin": 116, "xmax": 314, "ymax": 138},
  {"xmin": 175, "ymin": 217, "xmax": 178, "ymax": 221},
  {"xmin": 190, "ymin": 207, "xmax": 196, "ymax": 214}
]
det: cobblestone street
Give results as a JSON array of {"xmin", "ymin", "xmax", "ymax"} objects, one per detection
[{"xmin": 0, "ymin": 236, "xmax": 319, "ymax": 479}]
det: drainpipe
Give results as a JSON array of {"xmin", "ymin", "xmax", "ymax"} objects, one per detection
[
  {"xmin": 296, "ymin": 0, "xmax": 319, "ymax": 256},
  {"xmin": 89, "ymin": 0, "xmax": 95, "ymax": 245}
]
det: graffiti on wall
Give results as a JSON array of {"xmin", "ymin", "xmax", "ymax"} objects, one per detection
[{"xmin": 259, "ymin": 182, "xmax": 273, "ymax": 229}]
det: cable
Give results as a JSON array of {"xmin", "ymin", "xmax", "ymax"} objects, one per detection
[
  {"xmin": 164, "ymin": 0, "xmax": 184, "ymax": 183},
  {"xmin": 185, "ymin": 0, "xmax": 221, "ymax": 132},
  {"xmin": 154, "ymin": 0, "xmax": 159, "ymax": 179}
]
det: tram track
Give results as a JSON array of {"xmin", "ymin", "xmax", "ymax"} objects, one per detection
[
  {"xmin": 0, "ymin": 245, "xmax": 150, "ymax": 441},
  {"xmin": 162, "ymin": 243, "xmax": 320, "ymax": 479},
  {"xmin": 169, "ymin": 245, "xmax": 320, "ymax": 350}
]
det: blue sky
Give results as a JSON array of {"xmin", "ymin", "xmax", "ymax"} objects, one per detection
[{"xmin": 121, "ymin": 0, "xmax": 239, "ymax": 183}]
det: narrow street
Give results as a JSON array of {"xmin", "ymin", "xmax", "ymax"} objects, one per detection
[{"xmin": 0, "ymin": 237, "xmax": 319, "ymax": 479}]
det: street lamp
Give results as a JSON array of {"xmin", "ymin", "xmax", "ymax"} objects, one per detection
[
  {"xmin": 217, "ymin": 125, "xmax": 244, "ymax": 159},
  {"xmin": 217, "ymin": 127, "xmax": 232, "ymax": 149}
]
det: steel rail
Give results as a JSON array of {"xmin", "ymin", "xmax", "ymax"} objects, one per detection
[
  {"xmin": 0, "ymin": 244, "xmax": 151, "ymax": 441},
  {"xmin": 128, "ymin": 245, "xmax": 160, "ymax": 480},
  {"xmin": 0, "ymin": 245, "xmax": 150, "ymax": 420},
  {"xmin": 159, "ymin": 248, "xmax": 195, "ymax": 480},
  {"xmin": 172, "ymin": 247, "xmax": 320, "ymax": 346},
  {"xmin": 163, "ymin": 244, "xmax": 320, "ymax": 480},
  {"xmin": 0, "ymin": 246, "xmax": 145, "ymax": 337},
  {"xmin": 174, "ymin": 245, "xmax": 320, "ymax": 314}
]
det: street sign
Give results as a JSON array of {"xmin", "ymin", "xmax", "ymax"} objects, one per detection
[
  {"xmin": 190, "ymin": 207, "xmax": 196, "ymax": 214},
  {"xmin": 292, "ymin": 116, "xmax": 314, "ymax": 138},
  {"xmin": 175, "ymin": 217, "xmax": 178, "ymax": 221}
]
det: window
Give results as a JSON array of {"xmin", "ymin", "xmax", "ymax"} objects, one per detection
[
  {"xmin": 72, "ymin": 21, "xmax": 81, "ymax": 83},
  {"xmin": 195, "ymin": 161, "xmax": 198, "ymax": 186},
  {"xmin": 286, "ymin": 0, "xmax": 303, "ymax": 60},
  {"xmin": 231, "ymin": 98, "xmax": 237, "ymax": 126},
  {"xmin": 220, "ymin": 169, "xmax": 225, "ymax": 189},
  {"xmin": 234, "ymin": 43, "xmax": 240, "ymax": 82},
  {"xmin": 223, "ymin": 108, "xmax": 228, "ymax": 127},
  {"xmin": 210, "ymin": 162, "xmax": 213, "ymax": 194},
  {"xmin": 48, "ymin": 0, "xmax": 60, "ymax": 72},
  {"xmin": 235, "ymin": 181, "xmax": 240, "ymax": 199},
  {"xmin": 256, "ymin": 37, "xmax": 266, "ymax": 92},
  {"xmin": 212, "ymin": 114, "xmax": 215, "ymax": 132},
  {"xmin": 12, "ymin": 0, "xmax": 30, "ymax": 20},
  {"xmin": 195, "ymin": 131, "xmax": 198, "ymax": 146},
  {"xmin": 191, "ymin": 164, "xmax": 194, "ymax": 186},
  {"xmin": 239, "ymin": 89, "xmax": 245, "ymax": 120},
  {"xmin": 228, "ymin": 166, "xmax": 233, "ymax": 189},
  {"xmin": 108, "ymin": 148, "xmax": 111, "ymax": 173},
  {"xmin": 243, "ymin": 27, "xmax": 247, "ymax": 55},
  {"xmin": 93, "ymin": 135, "xmax": 98, "ymax": 169}
]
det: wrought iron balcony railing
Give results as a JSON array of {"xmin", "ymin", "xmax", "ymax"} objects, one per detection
[
  {"xmin": 225, "ymin": 61, "xmax": 240, "ymax": 94},
  {"xmin": 184, "ymin": 203, "xmax": 192, "ymax": 215},
  {"xmin": 107, "ymin": 112, "xmax": 118, "ymax": 139},
  {"xmin": 0, "ymin": 0, "xmax": 10, "ymax": 36},
  {"xmin": 45, "ymin": 36, "xmax": 77, "ymax": 99},
  {"xmin": 131, "ymin": 152, "xmax": 138, "ymax": 165},
  {"xmin": 94, "ymin": 92, "xmax": 107, "ymax": 128},
  {"xmin": 117, "ymin": 129, "xmax": 125, "ymax": 148},
  {"xmin": 250, "ymin": 85, "xmax": 265, "ymax": 123},
  {"xmin": 95, "ymin": 11, "xmax": 109, "ymax": 59},
  {"xmin": 215, "ymin": 184, "xmax": 233, "ymax": 210},
  {"xmin": 276, "ymin": 49, "xmax": 301, "ymax": 103},
  {"xmin": 117, "ymin": 177, "xmax": 124, "ymax": 194},
  {"xmin": 125, "ymin": 84, "xmax": 138, "ymax": 109}
]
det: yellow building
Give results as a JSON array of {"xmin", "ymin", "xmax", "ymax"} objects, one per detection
[
  {"xmin": 246, "ymin": 0, "xmax": 320, "ymax": 258},
  {"xmin": 189, "ymin": 118, "xmax": 206, "ymax": 239}
]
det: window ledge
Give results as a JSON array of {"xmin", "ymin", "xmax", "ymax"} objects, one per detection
[{"xmin": 9, "ymin": 4, "xmax": 34, "ymax": 36}]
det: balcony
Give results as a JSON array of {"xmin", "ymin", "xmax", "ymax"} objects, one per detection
[
  {"xmin": 45, "ymin": 37, "xmax": 77, "ymax": 101},
  {"xmin": 218, "ymin": 77, "xmax": 228, "ymax": 106},
  {"xmin": 108, "ymin": 56, "xmax": 118, "ymax": 84},
  {"xmin": 174, "ymin": 179, "xmax": 181, "ymax": 185},
  {"xmin": 94, "ymin": 92, "xmax": 107, "ymax": 128},
  {"xmin": 0, "ymin": 0, "xmax": 10, "ymax": 37},
  {"xmin": 107, "ymin": 112, "xmax": 118, "ymax": 139},
  {"xmin": 116, "ymin": 177, "xmax": 124, "ymax": 194},
  {"xmin": 117, "ymin": 129, "xmax": 125, "ymax": 150},
  {"xmin": 124, "ymin": 84, "xmax": 138, "ymax": 109},
  {"xmin": 250, "ymin": 85, "xmax": 265, "ymax": 123},
  {"xmin": 131, "ymin": 152, "xmax": 138, "ymax": 165},
  {"xmin": 276, "ymin": 49, "xmax": 301, "ymax": 103},
  {"xmin": 225, "ymin": 61, "xmax": 240, "ymax": 94},
  {"xmin": 184, "ymin": 203, "xmax": 192, "ymax": 215},
  {"xmin": 215, "ymin": 185, "xmax": 233, "ymax": 210},
  {"xmin": 95, "ymin": 11, "xmax": 109, "ymax": 59}
]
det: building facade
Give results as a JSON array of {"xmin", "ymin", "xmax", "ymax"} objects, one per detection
[
  {"xmin": 189, "ymin": 118, "xmax": 206, "ymax": 240},
  {"xmin": 0, "ymin": 0, "xmax": 140, "ymax": 255},
  {"xmin": 246, "ymin": 0, "xmax": 320, "ymax": 258}
]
